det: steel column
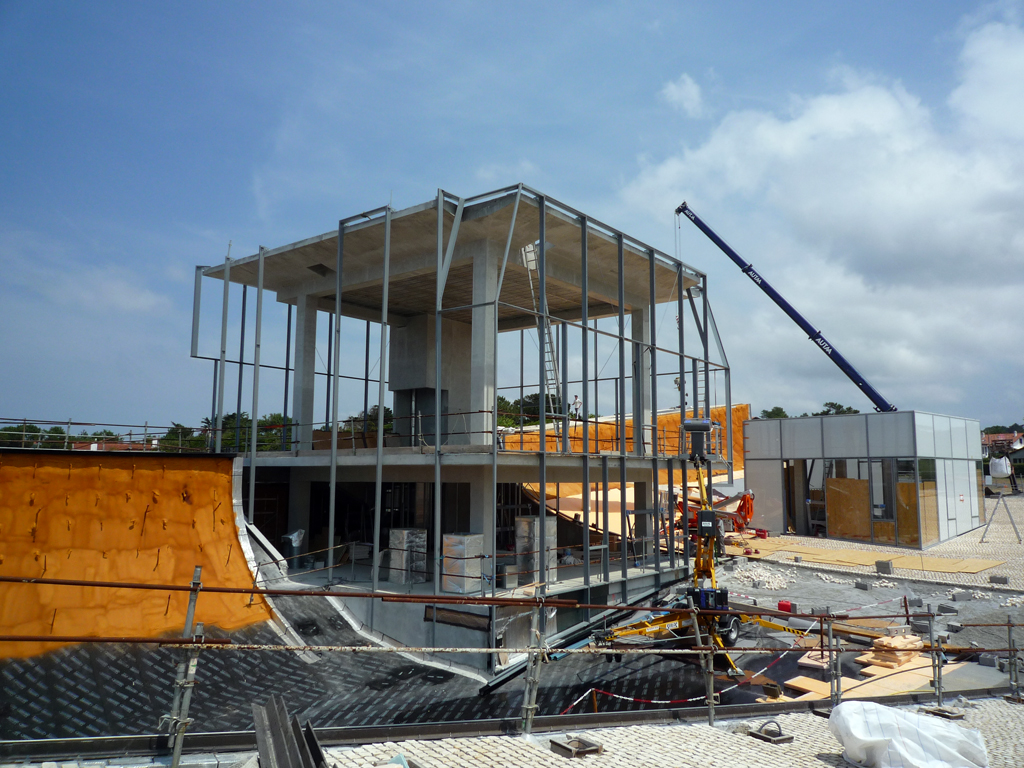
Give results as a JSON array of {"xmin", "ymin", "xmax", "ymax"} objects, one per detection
[
  {"xmin": 246, "ymin": 248, "xmax": 265, "ymax": 524},
  {"xmin": 362, "ymin": 321, "xmax": 371, "ymax": 433},
  {"xmin": 214, "ymin": 244, "xmax": 232, "ymax": 453},
  {"xmin": 580, "ymin": 215, "xmax": 590, "ymax": 590},
  {"xmin": 235, "ymin": 286, "xmax": 247, "ymax": 450},
  {"xmin": 702, "ymin": 276, "xmax": 712, "ymax": 504},
  {"xmin": 190, "ymin": 266, "xmax": 203, "ymax": 359},
  {"xmin": 434, "ymin": 190, "xmax": 444, "ymax": 598},
  {"xmin": 677, "ymin": 266, "xmax": 689, "ymax": 575},
  {"xmin": 371, "ymin": 207, "xmax": 392, "ymax": 605},
  {"xmin": 282, "ymin": 305, "xmax": 292, "ymax": 451},
  {"xmin": 327, "ymin": 222, "xmax": 345, "ymax": 581},
  {"xmin": 537, "ymin": 194, "xmax": 548, "ymax": 593},
  {"xmin": 602, "ymin": 456, "xmax": 610, "ymax": 582}
]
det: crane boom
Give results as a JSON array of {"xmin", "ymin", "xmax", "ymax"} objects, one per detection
[{"xmin": 676, "ymin": 202, "xmax": 896, "ymax": 413}]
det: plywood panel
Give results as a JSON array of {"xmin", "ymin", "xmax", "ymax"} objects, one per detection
[
  {"xmin": 825, "ymin": 478, "xmax": 871, "ymax": 541},
  {"xmin": 919, "ymin": 480, "xmax": 940, "ymax": 546},
  {"xmin": 896, "ymin": 482, "xmax": 920, "ymax": 547},
  {"xmin": 873, "ymin": 520, "xmax": 896, "ymax": 545}
]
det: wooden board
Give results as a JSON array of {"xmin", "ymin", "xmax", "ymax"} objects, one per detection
[
  {"xmin": 797, "ymin": 650, "xmax": 831, "ymax": 669},
  {"xmin": 856, "ymin": 653, "xmax": 918, "ymax": 669},
  {"xmin": 784, "ymin": 675, "xmax": 861, "ymax": 695},
  {"xmin": 856, "ymin": 655, "xmax": 931, "ymax": 675}
]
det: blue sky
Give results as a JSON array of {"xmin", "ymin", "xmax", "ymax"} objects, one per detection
[{"xmin": 2, "ymin": 1, "xmax": 1022, "ymax": 433}]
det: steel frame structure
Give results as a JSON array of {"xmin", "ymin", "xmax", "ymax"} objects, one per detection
[{"xmin": 190, "ymin": 183, "xmax": 732, "ymax": 651}]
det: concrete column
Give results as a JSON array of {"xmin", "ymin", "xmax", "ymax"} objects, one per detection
[
  {"xmin": 631, "ymin": 308, "xmax": 652, "ymax": 456},
  {"xmin": 467, "ymin": 465, "xmax": 496, "ymax": 585},
  {"xmin": 470, "ymin": 242, "xmax": 499, "ymax": 446},
  {"xmin": 292, "ymin": 294, "xmax": 318, "ymax": 450}
]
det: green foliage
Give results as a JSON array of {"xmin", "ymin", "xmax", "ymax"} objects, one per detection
[
  {"xmin": 813, "ymin": 402, "xmax": 860, "ymax": 416},
  {"xmin": 759, "ymin": 406, "xmax": 789, "ymax": 419},
  {"xmin": 0, "ymin": 424, "xmax": 70, "ymax": 448},
  {"xmin": 342, "ymin": 405, "xmax": 394, "ymax": 433},
  {"xmin": 984, "ymin": 423, "xmax": 1023, "ymax": 434},
  {"xmin": 496, "ymin": 395, "xmax": 517, "ymax": 428},
  {"xmin": 507, "ymin": 393, "xmax": 563, "ymax": 425},
  {"xmin": 0, "ymin": 423, "xmax": 42, "ymax": 448},
  {"xmin": 159, "ymin": 422, "xmax": 208, "ymax": 452}
]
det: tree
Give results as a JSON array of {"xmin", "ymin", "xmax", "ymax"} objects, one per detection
[
  {"xmin": 496, "ymin": 395, "xmax": 518, "ymax": 428},
  {"xmin": 509, "ymin": 393, "xmax": 563, "ymax": 424},
  {"xmin": 345, "ymin": 405, "xmax": 394, "ymax": 433},
  {"xmin": 813, "ymin": 402, "xmax": 860, "ymax": 416},
  {"xmin": 0, "ymin": 423, "xmax": 42, "ymax": 448},
  {"xmin": 160, "ymin": 423, "xmax": 208, "ymax": 453},
  {"xmin": 256, "ymin": 413, "xmax": 292, "ymax": 451},
  {"xmin": 759, "ymin": 406, "xmax": 789, "ymax": 419}
]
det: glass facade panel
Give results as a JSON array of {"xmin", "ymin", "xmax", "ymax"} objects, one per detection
[
  {"xmin": 977, "ymin": 461, "xmax": 986, "ymax": 524},
  {"xmin": 918, "ymin": 458, "xmax": 939, "ymax": 547},
  {"xmin": 915, "ymin": 412, "xmax": 935, "ymax": 457}
]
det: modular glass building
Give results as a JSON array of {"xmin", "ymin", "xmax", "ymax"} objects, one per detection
[{"xmin": 744, "ymin": 411, "xmax": 984, "ymax": 548}]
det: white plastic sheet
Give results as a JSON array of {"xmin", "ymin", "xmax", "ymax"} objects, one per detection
[{"xmin": 829, "ymin": 701, "xmax": 988, "ymax": 768}]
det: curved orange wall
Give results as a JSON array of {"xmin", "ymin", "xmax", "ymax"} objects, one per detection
[{"xmin": 0, "ymin": 451, "xmax": 272, "ymax": 659}]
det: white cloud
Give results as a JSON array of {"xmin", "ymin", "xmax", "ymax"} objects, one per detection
[
  {"xmin": 661, "ymin": 73, "xmax": 704, "ymax": 118},
  {"xmin": 950, "ymin": 21, "xmax": 1024, "ymax": 142},
  {"xmin": 623, "ymin": 20, "xmax": 1024, "ymax": 423},
  {"xmin": 0, "ymin": 229, "xmax": 174, "ymax": 315},
  {"xmin": 475, "ymin": 159, "xmax": 539, "ymax": 185}
]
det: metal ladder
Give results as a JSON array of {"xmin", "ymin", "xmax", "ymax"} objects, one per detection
[{"xmin": 521, "ymin": 242, "xmax": 561, "ymax": 413}]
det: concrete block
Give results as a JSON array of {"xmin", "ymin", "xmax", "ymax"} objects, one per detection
[
  {"xmin": 875, "ymin": 560, "xmax": 894, "ymax": 575},
  {"xmin": 937, "ymin": 603, "xmax": 958, "ymax": 615},
  {"xmin": 936, "ymin": 632, "xmax": 951, "ymax": 644},
  {"xmin": 793, "ymin": 556, "xmax": 802, "ymax": 563},
  {"xmin": 952, "ymin": 591, "xmax": 972, "ymax": 602},
  {"xmin": 752, "ymin": 579, "xmax": 766, "ymax": 589},
  {"xmin": 998, "ymin": 658, "xmax": 1009, "ymax": 673},
  {"xmin": 910, "ymin": 620, "xmax": 930, "ymax": 634},
  {"xmin": 723, "ymin": 562, "xmax": 736, "ymax": 572},
  {"xmin": 855, "ymin": 580, "xmax": 872, "ymax": 591},
  {"xmin": 946, "ymin": 622, "xmax": 963, "ymax": 633},
  {"xmin": 980, "ymin": 653, "xmax": 998, "ymax": 668},
  {"xmin": 389, "ymin": 528, "xmax": 428, "ymax": 584},
  {"xmin": 789, "ymin": 602, "xmax": 800, "ymax": 615},
  {"xmin": 442, "ymin": 533, "xmax": 483, "ymax": 594},
  {"xmin": 908, "ymin": 597, "xmax": 923, "ymax": 608},
  {"xmin": 885, "ymin": 625, "xmax": 910, "ymax": 636},
  {"xmin": 989, "ymin": 575, "xmax": 1010, "ymax": 585}
]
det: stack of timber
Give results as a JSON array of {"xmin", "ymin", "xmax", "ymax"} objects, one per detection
[{"xmin": 856, "ymin": 634, "xmax": 924, "ymax": 669}]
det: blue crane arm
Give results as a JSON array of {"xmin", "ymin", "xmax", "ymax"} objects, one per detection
[{"xmin": 675, "ymin": 202, "xmax": 896, "ymax": 413}]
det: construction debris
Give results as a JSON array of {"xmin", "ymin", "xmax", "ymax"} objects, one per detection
[
  {"xmin": 733, "ymin": 564, "xmax": 792, "ymax": 591},
  {"xmin": 817, "ymin": 573, "xmax": 854, "ymax": 585},
  {"xmin": 857, "ymin": 635, "xmax": 924, "ymax": 669}
]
